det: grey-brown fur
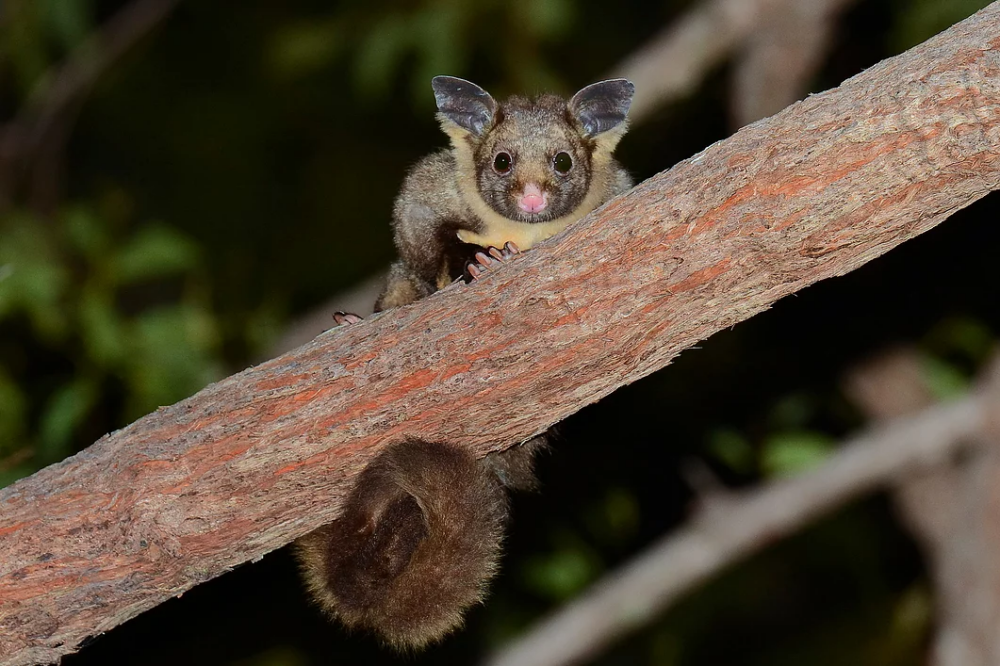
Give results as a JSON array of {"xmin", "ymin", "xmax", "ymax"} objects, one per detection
[
  {"xmin": 297, "ymin": 77, "xmax": 632, "ymax": 650},
  {"xmin": 296, "ymin": 440, "xmax": 511, "ymax": 649},
  {"xmin": 296, "ymin": 438, "xmax": 547, "ymax": 648},
  {"xmin": 375, "ymin": 76, "xmax": 634, "ymax": 311}
]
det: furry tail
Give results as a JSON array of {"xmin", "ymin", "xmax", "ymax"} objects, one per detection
[{"xmin": 296, "ymin": 439, "xmax": 535, "ymax": 649}]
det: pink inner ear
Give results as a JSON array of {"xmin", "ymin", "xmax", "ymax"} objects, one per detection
[{"xmin": 518, "ymin": 183, "xmax": 548, "ymax": 213}]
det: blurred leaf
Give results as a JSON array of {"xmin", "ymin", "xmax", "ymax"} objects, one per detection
[
  {"xmin": 762, "ymin": 431, "xmax": 835, "ymax": 477},
  {"xmin": 708, "ymin": 427, "xmax": 754, "ymax": 474},
  {"xmin": 769, "ymin": 393, "xmax": 816, "ymax": 430},
  {"xmin": 63, "ymin": 206, "xmax": 111, "ymax": 262},
  {"xmin": 0, "ymin": 203, "xmax": 227, "ymax": 474},
  {"xmin": 586, "ymin": 486, "xmax": 640, "ymax": 545},
  {"xmin": 2, "ymin": 0, "xmax": 49, "ymax": 94},
  {"xmin": 884, "ymin": 585, "xmax": 932, "ymax": 656},
  {"xmin": 268, "ymin": 19, "xmax": 345, "ymax": 79},
  {"xmin": 890, "ymin": 0, "xmax": 993, "ymax": 51},
  {"xmin": 123, "ymin": 303, "xmax": 222, "ymax": 417},
  {"xmin": 79, "ymin": 286, "xmax": 127, "ymax": 366},
  {"xmin": 411, "ymin": 6, "xmax": 463, "ymax": 94},
  {"xmin": 0, "ymin": 369, "xmax": 28, "ymax": 454},
  {"xmin": 647, "ymin": 630, "xmax": 683, "ymax": 666},
  {"xmin": 923, "ymin": 315, "xmax": 994, "ymax": 363},
  {"xmin": 42, "ymin": 0, "xmax": 92, "ymax": 51},
  {"xmin": 0, "ymin": 464, "xmax": 36, "ymax": 490},
  {"xmin": 919, "ymin": 355, "xmax": 970, "ymax": 401},
  {"xmin": 522, "ymin": 534, "xmax": 602, "ymax": 600},
  {"xmin": 38, "ymin": 376, "xmax": 98, "ymax": 463},
  {"xmin": 515, "ymin": 0, "xmax": 575, "ymax": 39},
  {"xmin": 353, "ymin": 14, "xmax": 411, "ymax": 99},
  {"xmin": 242, "ymin": 299, "xmax": 286, "ymax": 355},
  {"xmin": 0, "ymin": 220, "xmax": 70, "ymax": 339},
  {"xmin": 10, "ymin": 262, "xmax": 70, "ymax": 338},
  {"xmin": 112, "ymin": 224, "xmax": 201, "ymax": 284}
]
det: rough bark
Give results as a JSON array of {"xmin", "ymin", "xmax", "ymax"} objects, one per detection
[{"xmin": 2, "ymin": 4, "xmax": 1000, "ymax": 664}]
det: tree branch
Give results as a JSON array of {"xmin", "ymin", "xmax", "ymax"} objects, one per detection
[
  {"xmin": 609, "ymin": 0, "xmax": 856, "ymax": 125},
  {"xmin": 730, "ymin": 0, "xmax": 856, "ymax": 126},
  {"xmin": 610, "ymin": 0, "xmax": 785, "ymax": 123},
  {"xmin": 0, "ymin": 0, "xmax": 181, "ymax": 211},
  {"xmin": 483, "ymin": 358, "xmax": 1000, "ymax": 666},
  {"xmin": 846, "ymin": 350, "xmax": 1000, "ymax": 666},
  {"xmin": 2, "ymin": 3, "xmax": 1000, "ymax": 664}
]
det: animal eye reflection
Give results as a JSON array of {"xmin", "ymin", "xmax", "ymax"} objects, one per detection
[
  {"xmin": 553, "ymin": 152, "xmax": 572, "ymax": 175},
  {"xmin": 493, "ymin": 152, "xmax": 513, "ymax": 174}
]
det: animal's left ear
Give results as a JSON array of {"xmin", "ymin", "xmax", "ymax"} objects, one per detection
[{"xmin": 568, "ymin": 79, "xmax": 634, "ymax": 138}]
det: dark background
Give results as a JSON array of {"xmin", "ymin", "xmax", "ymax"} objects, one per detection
[{"xmin": 1, "ymin": 0, "xmax": 997, "ymax": 664}]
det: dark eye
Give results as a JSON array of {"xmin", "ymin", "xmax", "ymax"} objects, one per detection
[
  {"xmin": 553, "ymin": 152, "xmax": 573, "ymax": 174},
  {"xmin": 493, "ymin": 152, "xmax": 512, "ymax": 174}
]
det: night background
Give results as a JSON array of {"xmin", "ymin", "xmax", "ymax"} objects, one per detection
[{"xmin": 1, "ymin": 0, "xmax": 998, "ymax": 664}]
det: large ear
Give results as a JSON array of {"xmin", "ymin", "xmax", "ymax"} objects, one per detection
[
  {"xmin": 568, "ymin": 79, "xmax": 634, "ymax": 138},
  {"xmin": 431, "ymin": 76, "xmax": 497, "ymax": 137}
]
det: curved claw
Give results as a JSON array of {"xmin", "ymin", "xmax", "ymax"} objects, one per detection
[
  {"xmin": 464, "ymin": 242, "xmax": 521, "ymax": 282},
  {"xmin": 333, "ymin": 311, "xmax": 363, "ymax": 326}
]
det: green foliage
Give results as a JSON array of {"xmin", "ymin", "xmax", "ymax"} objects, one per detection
[
  {"xmin": 585, "ymin": 486, "xmax": 641, "ymax": 546},
  {"xmin": 0, "ymin": 207, "xmax": 224, "ymax": 485},
  {"xmin": 768, "ymin": 392, "xmax": 819, "ymax": 430},
  {"xmin": 0, "ymin": 215, "xmax": 71, "ymax": 339},
  {"xmin": 890, "ymin": 0, "xmax": 994, "ymax": 51},
  {"xmin": 41, "ymin": 0, "xmax": 92, "ymax": 52},
  {"xmin": 0, "ymin": 0, "xmax": 93, "ymax": 95},
  {"xmin": 268, "ymin": 19, "xmax": 346, "ymax": 80},
  {"xmin": 521, "ymin": 530, "xmax": 603, "ymax": 601},
  {"xmin": 924, "ymin": 316, "xmax": 995, "ymax": 363},
  {"xmin": 266, "ymin": 0, "xmax": 577, "ymax": 102},
  {"xmin": 707, "ymin": 427, "xmax": 755, "ymax": 474},
  {"xmin": 918, "ymin": 354, "xmax": 970, "ymax": 401},
  {"xmin": 916, "ymin": 315, "xmax": 993, "ymax": 400},
  {"xmin": 708, "ymin": 393, "xmax": 834, "ymax": 478},
  {"xmin": 761, "ymin": 431, "xmax": 836, "ymax": 477},
  {"xmin": 37, "ymin": 376, "xmax": 98, "ymax": 462},
  {"xmin": 0, "ymin": 369, "xmax": 28, "ymax": 457}
]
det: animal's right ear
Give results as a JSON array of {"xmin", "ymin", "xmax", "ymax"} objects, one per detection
[{"xmin": 432, "ymin": 76, "xmax": 497, "ymax": 137}]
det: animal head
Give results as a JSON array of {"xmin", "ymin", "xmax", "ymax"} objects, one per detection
[{"xmin": 432, "ymin": 76, "xmax": 634, "ymax": 224}]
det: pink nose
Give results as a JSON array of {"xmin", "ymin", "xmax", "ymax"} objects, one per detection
[{"xmin": 517, "ymin": 183, "xmax": 548, "ymax": 213}]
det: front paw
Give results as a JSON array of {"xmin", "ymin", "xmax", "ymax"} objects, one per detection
[
  {"xmin": 333, "ymin": 311, "xmax": 363, "ymax": 326},
  {"xmin": 464, "ymin": 241, "xmax": 520, "ymax": 282}
]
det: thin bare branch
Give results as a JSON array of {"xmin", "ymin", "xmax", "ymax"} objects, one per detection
[
  {"xmin": 731, "ymin": 0, "xmax": 857, "ymax": 126},
  {"xmin": 846, "ymin": 351, "xmax": 1000, "ymax": 666},
  {"xmin": 484, "ymin": 367, "xmax": 1000, "ymax": 666},
  {"xmin": 609, "ymin": 0, "xmax": 783, "ymax": 124},
  {"xmin": 0, "ymin": 0, "xmax": 181, "ymax": 210}
]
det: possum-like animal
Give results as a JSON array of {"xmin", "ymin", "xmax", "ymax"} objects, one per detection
[
  {"xmin": 376, "ymin": 75, "xmax": 635, "ymax": 310},
  {"xmin": 296, "ymin": 76, "xmax": 634, "ymax": 649}
]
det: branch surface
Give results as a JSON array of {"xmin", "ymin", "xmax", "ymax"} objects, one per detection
[{"xmin": 2, "ymin": 4, "xmax": 1000, "ymax": 664}]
